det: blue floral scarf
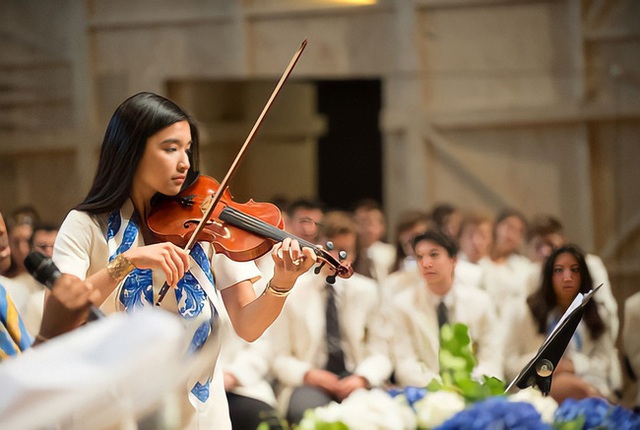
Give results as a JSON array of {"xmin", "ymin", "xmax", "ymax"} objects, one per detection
[{"xmin": 107, "ymin": 205, "xmax": 218, "ymax": 403}]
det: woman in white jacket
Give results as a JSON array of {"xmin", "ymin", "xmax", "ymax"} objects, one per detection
[{"xmin": 503, "ymin": 244, "xmax": 613, "ymax": 403}]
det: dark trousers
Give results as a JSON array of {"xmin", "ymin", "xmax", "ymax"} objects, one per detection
[
  {"xmin": 226, "ymin": 392, "xmax": 282, "ymax": 430},
  {"xmin": 286, "ymin": 385, "xmax": 334, "ymax": 425}
]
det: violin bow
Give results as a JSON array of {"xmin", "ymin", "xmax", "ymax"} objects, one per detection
[{"xmin": 156, "ymin": 39, "xmax": 308, "ymax": 306}]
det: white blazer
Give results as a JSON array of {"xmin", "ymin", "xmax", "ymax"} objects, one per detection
[
  {"xmin": 391, "ymin": 283, "xmax": 504, "ymax": 387},
  {"xmin": 267, "ymin": 271, "xmax": 392, "ymax": 409}
]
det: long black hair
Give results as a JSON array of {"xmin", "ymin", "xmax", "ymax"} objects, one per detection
[
  {"xmin": 76, "ymin": 92, "xmax": 200, "ymax": 214},
  {"xmin": 527, "ymin": 244, "xmax": 605, "ymax": 340}
]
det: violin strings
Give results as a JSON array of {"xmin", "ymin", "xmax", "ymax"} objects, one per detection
[
  {"xmin": 219, "ymin": 207, "xmax": 340, "ymax": 266},
  {"xmin": 219, "ymin": 207, "xmax": 284, "ymax": 241}
]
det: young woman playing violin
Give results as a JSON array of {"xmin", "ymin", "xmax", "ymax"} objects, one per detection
[{"xmin": 44, "ymin": 92, "xmax": 316, "ymax": 428}]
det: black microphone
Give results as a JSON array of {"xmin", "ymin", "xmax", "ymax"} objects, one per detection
[{"xmin": 24, "ymin": 251, "xmax": 105, "ymax": 322}]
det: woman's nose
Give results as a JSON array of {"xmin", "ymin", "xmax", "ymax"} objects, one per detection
[{"xmin": 178, "ymin": 152, "xmax": 190, "ymax": 172}]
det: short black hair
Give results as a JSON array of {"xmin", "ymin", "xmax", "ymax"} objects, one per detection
[
  {"xmin": 29, "ymin": 222, "xmax": 59, "ymax": 247},
  {"xmin": 286, "ymin": 198, "xmax": 324, "ymax": 218},
  {"xmin": 412, "ymin": 229, "xmax": 459, "ymax": 257}
]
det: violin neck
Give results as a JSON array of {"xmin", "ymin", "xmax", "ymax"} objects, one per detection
[{"xmin": 219, "ymin": 206, "xmax": 315, "ymax": 248}]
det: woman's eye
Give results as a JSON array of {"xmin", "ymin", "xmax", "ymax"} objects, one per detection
[{"xmin": 554, "ymin": 267, "xmax": 562, "ymax": 273}]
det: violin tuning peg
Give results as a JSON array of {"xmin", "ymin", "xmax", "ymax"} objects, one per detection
[
  {"xmin": 314, "ymin": 261, "xmax": 326, "ymax": 275},
  {"xmin": 326, "ymin": 273, "xmax": 337, "ymax": 284},
  {"xmin": 325, "ymin": 241, "xmax": 334, "ymax": 251}
]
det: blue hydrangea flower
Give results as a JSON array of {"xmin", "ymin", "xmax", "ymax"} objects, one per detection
[
  {"xmin": 387, "ymin": 386, "xmax": 427, "ymax": 408},
  {"xmin": 603, "ymin": 404, "xmax": 640, "ymax": 430},
  {"xmin": 436, "ymin": 397, "xmax": 550, "ymax": 430},
  {"xmin": 555, "ymin": 397, "xmax": 609, "ymax": 428},
  {"xmin": 554, "ymin": 397, "xmax": 640, "ymax": 430}
]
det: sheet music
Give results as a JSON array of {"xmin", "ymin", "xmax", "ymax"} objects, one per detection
[{"xmin": 548, "ymin": 293, "xmax": 583, "ymax": 339}]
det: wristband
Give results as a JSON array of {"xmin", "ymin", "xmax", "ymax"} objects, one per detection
[{"xmin": 107, "ymin": 254, "xmax": 136, "ymax": 282}]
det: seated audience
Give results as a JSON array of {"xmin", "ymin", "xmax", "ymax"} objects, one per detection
[
  {"xmin": 431, "ymin": 203, "xmax": 463, "ymax": 239},
  {"xmin": 503, "ymin": 245, "xmax": 615, "ymax": 404},
  {"xmin": 524, "ymin": 214, "xmax": 618, "ymax": 337},
  {"xmin": 351, "ymin": 199, "xmax": 395, "ymax": 282},
  {"xmin": 480, "ymin": 208, "xmax": 532, "ymax": 323},
  {"xmin": 284, "ymin": 198, "xmax": 325, "ymax": 244},
  {"xmin": 268, "ymin": 211, "xmax": 392, "ymax": 425},
  {"xmin": 524, "ymin": 214, "xmax": 622, "ymax": 397},
  {"xmin": 455, "ymin": 211, "xmax": 493, "ymax": 290},
  {"xmin": 0, "ymin": 208, "xmax": 46, "ymax": 336},
  {"xmin": 390, "ymin": 230, "xmax": 504, "ymax": 388},
  {"xmin": 3, "ymin": 205, "xmax": 39, "ymax": 279},
  {"xmin": 16, "ymin": 222, "xmax": 60, "ymax": 336},
  {"xmin": 0, "ymin": 210, "xmax": 98, "ymax": 357},
  {"xmin": 385, "ymin": 210, "xmax": 431, "ymax": 298}
]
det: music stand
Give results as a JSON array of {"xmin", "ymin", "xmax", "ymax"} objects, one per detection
[{"xmin": 505, "ymin": 284, "xmax": 602, "ymax": 396}]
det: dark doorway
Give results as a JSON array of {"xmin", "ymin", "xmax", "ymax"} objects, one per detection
[{"xmin": 316, "ymin": 80, "xmax": 382, "ymax": 210}]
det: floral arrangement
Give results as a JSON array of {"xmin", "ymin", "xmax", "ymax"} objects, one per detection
[{"xmin": 298, "ymin": 323, "xmax": 640, "ymax": 430}]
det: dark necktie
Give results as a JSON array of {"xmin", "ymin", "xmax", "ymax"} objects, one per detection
[
  {"xmin": 325, "ymin": 283, "xmax": 346, "ymax": 375},
  {"xmin": 437, "ymin": 300, "xmax": 449, "ymax": 329}
]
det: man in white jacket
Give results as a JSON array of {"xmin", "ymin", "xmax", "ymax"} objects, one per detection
[
  {"xmin": 267, "ymin": 211, "xmax": 392, "ymax": 424},
  {"xmin": 390, "ymin": 230, "xmax": 504, "ymax": 387}
]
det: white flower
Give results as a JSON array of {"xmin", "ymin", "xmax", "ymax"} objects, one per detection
[
  {"xmin": 300, "ymin": 389, "xmax": 416, "ymax": 430},
  {"xmin": 508, "ymin": 387, "xmax": 558, "ymax": 423},
  {"xmin": 413, "ymin": 390, "xmax": 466, "ymax": 428},
  {"xmin": 314, "ymin": 401, "xmax": 345, "ymax": 422}
]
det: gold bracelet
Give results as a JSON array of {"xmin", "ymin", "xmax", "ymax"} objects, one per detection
[
  {"xmin": 107, "ymin": 254, "xmax": 136, "ymax": 282},
  {"xmin": 265, "ymin": 281, "xmax": 292, "ymax": 298}
]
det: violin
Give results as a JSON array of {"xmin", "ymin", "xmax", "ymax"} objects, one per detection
[
  {"xmin": 147, "ymin": 174, "xmax": 353, "ymax": 280},
  {"xmin": 149, "ymin": 39, "xmax": 350, "ymax": 306}
]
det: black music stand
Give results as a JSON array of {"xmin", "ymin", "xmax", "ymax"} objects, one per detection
[{"xmin": 505, "ymin": 284, "xmax": 602, "ymax": 396}]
